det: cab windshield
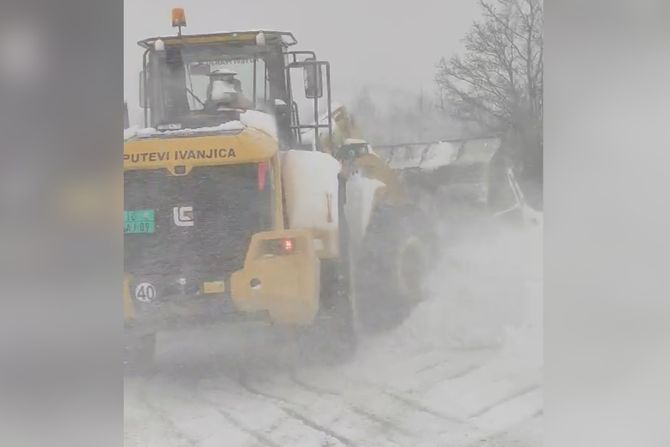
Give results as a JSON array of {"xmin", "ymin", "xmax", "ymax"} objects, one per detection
[{"xmin": 145, "ymin": 44, "xmax": 284, "ymax": 129}]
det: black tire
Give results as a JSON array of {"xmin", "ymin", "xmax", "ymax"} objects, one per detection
[
  {"xmin": 354, "ymin": 205, "xmax": 430, "ymax": 332},
  {"xmin": 124, "ymin": 332, "xmax": 156, "ymax": 375},
  {"xmin": 297, "ymin": 259, "xmax": 357, "ymax": 365}
]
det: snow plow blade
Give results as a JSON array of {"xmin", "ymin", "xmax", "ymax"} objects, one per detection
[{"xmin": 373, "ymin": 137, "xmax": 526, "ymax": 219}]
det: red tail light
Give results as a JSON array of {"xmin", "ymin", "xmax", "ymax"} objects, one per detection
[
  {"xmin": 279, "ymin": 238, "xmax": 294, "ymax": 254},
  {"xmin": 261, "ymin": 238, "xmax": 296, "ymax": 256},
  {"xmin": 257, "ymin": 161, "xmax": 268, "ymax": 191}
]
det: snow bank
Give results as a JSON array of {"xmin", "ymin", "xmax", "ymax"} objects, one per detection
[
  {"xmin": 423, "ymin": 219, "xmax": 542, "ymax": 347},
  {"xmin": 329, "ymin": 217, "xmax": 543, "ymax": 441},
  {"xmin": 359, "ymin": 215, "xmax": 543, "ymax": 357}
]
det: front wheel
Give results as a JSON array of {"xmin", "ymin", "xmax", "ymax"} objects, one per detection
[{"xmin": 353, "ymin": 205, "xmax": 430, "ymax": 332}]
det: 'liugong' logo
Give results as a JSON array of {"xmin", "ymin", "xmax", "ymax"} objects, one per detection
[{"xmin": 173, "ymin": 206, "xmax": 194, "ymax": 227}]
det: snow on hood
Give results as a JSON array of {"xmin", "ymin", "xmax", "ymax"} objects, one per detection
[
  {"xmin": 130, "ymin": 121, "xmax": 245, "ymax": 139},
  {"xmin": 123, "ymin": 126, "xmax": 139, "ymax": 141},
  {"xmin": 124, "ymin": 110, "xmax": 277, "ymax": 141},
  {"xmin": 239, "ymin": 109, "xmax": 277, "ymax": 139}
]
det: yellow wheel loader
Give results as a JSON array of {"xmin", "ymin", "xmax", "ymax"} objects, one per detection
[{"xmin": 123, "ymin": 11, "xmax": 430, "ymax": 370}]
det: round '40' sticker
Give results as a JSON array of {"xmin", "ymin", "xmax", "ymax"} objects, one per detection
[{"xmin": 135, "ymin": 282, "xmax": 156, "ymax": 303}]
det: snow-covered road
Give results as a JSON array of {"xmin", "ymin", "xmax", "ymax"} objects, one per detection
[{"xmin": 125, "ymin": 220, "xmax": 542, "ymax": 446}]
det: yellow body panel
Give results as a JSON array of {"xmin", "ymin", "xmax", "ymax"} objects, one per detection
[
  {"xmin": 202, "ymin": 281, "xmax": 226, "ymax": 294},
  {"xmin": 354, "ymin": 153, "xmax": 404, "ymax": 204},
  {"xmin": 123, "ymin": 275, "xmax": 134, "ymax": 321},
  {"xmin": 231, "ymin": 229, "xmax": 319, "ymax": 325},
  {"xmin": 124, "ymin": 128, "xmax": 277, "ymax": 174}
]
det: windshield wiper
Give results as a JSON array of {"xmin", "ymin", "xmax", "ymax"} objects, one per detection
[{"xmin": 186, "ymin": 87, "xmax": 205, "ymax": 107}]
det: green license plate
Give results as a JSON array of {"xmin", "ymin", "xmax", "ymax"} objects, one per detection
[{"xmin": 124, "ymin": 209, "xmax": 155, "ymax": 234}]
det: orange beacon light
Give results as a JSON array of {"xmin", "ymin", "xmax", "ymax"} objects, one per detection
[{"xmin": 171, "ymin": 8, "xmax": 186, "ymax": 34}]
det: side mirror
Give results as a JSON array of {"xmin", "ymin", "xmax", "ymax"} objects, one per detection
[
  {"xmin": 139, "ymin": 71, "xmax": 146, "ymax": 109},
  {"xmin": 303, "ymin": 62, "xmax": 323, "ymax": 99}
]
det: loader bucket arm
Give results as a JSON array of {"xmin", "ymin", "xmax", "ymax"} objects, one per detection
[{"xmin": 352, "ymin": 153, "xmax": 406, "ymax": 204}]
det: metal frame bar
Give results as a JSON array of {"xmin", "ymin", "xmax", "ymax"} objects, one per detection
[
  {"xmin": 138, "ymin": 30, "xmax": 298, "ymax": 50},
  {"xmin": 264, "ymin": 63, "xmax": 269, "ymax": 104},
  {"xmin": 286, "ymin": 51, "xmax": 317, "ymax": 63},
  {"xmin": 285, "ymin": 60, "xmax": 296, "ymax": 143},
  {"xmin": 141, "ymin": 49, "xmax": 150, "ymax": 127},
  {"xmin": 252, "ymin": 57, "xmax": 257, "ymax": 109},
  {"xmin": 325, "ymin": 61, "xmax": 332, "ymax": 146},
  {"xmin": 284, "ymin": 52, "xmax": 317, "ymax": 145},
  {"xmin": 283, "ymin": 52, "xmax": 333, "ymax": 152}
]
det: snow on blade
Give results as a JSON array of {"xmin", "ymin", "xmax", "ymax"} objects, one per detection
[
  {"xmin": 381, "ymin": 137, "xmax": 501, "ymax": 171},
  {"xmin": 385, "ymin": 141, "xmax": 460, "ymax": 171}
]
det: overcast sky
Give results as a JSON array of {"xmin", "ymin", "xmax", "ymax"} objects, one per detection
[{"xmin": 124, "ymin": 0, "xmax": 480, "ymax": 124}]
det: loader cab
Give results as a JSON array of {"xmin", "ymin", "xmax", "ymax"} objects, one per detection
[{"xmin": 137, "ymin": 30, "xmax": 333, "ymax": 151}]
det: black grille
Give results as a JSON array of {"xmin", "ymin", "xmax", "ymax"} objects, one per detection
[{"xmin": 124, "ymin": 164, "xmax": 272, "ymax": 287}]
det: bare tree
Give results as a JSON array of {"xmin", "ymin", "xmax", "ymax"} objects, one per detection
[{"xmin": 436, "ymin": 0, "xmax": 543, "ymax": 185}]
